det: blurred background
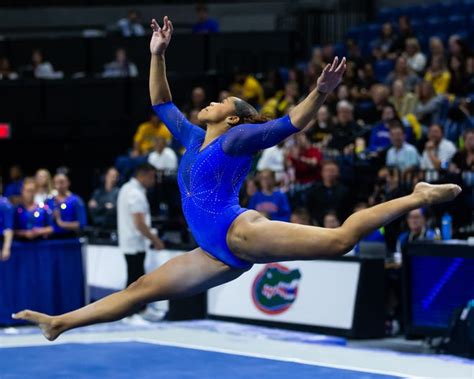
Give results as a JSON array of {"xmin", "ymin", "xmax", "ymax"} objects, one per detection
[{"xmin": 0, "ymin": 0, "xmax": 474, "ymax": 365}]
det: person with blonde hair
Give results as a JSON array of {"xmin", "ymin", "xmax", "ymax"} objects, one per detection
[
  {"xmin": 34, "ymin": 168, "xmax": 54, "ymax": 204},
  {"xmin": 405, "ymin": 38, "xmax": 426, "ymax": 74}
]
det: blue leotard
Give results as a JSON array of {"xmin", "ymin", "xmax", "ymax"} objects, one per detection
[{"xmin": 153, "ymin": 102, "xmax": 298, "ymax": 269}]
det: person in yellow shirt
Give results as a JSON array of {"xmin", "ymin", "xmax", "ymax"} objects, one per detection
[
  {"xmin": 132, "ymin": 114, "xmax": 172, "ymax": 155},
  {"xmin": 424, "ymin": 56, "xmax": 451, "ymax": 95},
  {"xmin": 230, "ymin": 71, "xmax": 265, "ymax": 107}
]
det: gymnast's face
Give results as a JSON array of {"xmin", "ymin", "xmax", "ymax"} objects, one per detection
[{"xmin": 198, "ymin": 97, "xmax": 240, "ymax": 126}]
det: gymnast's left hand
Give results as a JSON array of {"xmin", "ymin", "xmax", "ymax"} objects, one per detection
[{"xmin": 316, "ymin": 56, "xmax": 346, "ymax": 94}]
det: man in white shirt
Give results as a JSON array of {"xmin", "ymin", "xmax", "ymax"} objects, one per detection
[
  {"xmin": 256, "ymin": 142, "xmax": 285, "ymax": 182},
  {"xmin": 147, "ymin": 136, "xmax": 178, "ymax": 173},
  {"xmin": 386, "ymin": 121, "xmax": 420, "ymax": 172},
  {"xmin": 420, "ymin": 124, "xmax": 457, "ymax": 170},
  {"xmin": 117, "ymin": 163, "xmax": 164, "ymax": 298}
]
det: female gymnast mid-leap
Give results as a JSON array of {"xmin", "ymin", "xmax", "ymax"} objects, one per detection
[{"xmin": 13, "ymin": 16, "xmax": 461, "ymax": 341}]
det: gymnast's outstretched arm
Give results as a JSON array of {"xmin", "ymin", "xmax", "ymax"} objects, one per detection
[
  {"xmin": 222, "ymin": 57, "xmax": 347, "ymax": 156},
  {"xmin": 289, "ymin": 56, "xmax": 346, "ymax": 129},
  {"xmin": 149, "ymin": 17, "xmax": 205, "ymax": 148},
  {"xmin": 149, "ymin": 16, "xmax": 173, "ymax": 105}
]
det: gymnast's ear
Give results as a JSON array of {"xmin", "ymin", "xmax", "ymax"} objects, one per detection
[{"xmin": 226, "ymin": 115, "xmax": 240, "ymax": 127}]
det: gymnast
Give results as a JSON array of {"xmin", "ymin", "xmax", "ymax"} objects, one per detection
[{"xmin": 13, "ymin": 16, "xmax": 461, "ymax": 341}]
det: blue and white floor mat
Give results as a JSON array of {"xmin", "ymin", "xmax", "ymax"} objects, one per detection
[{"xmin": 1, "ymin": 320, "xmax": 473, "ymax": 378}]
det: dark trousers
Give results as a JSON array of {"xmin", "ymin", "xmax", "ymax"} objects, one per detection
[{"xmin": 124, "ymin": 251, "xmax": 146, "ymax": 312}]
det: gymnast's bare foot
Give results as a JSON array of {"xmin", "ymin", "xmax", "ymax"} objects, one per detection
[
  {"xmin": 12, "ymin": 310, "xmax": 63, "ymax": 341},
  {"xmin": 413, "ymin": 182, "xmax": 462, "ymax": 205}
]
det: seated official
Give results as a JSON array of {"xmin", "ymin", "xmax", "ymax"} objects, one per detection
[
  {"xmin": 396, "ymin": 208, "xmax": 436, "ymax": 252},
  {"xmin": 47, "ymin": 173, "xmax": 87, "ymax": 238},
  {"xmin": 89, "ymin": 167, "xmax": 120, "ymax": 229},
  {"xmin": 248, "ymin": 169, "xmax": 291, "ymax": 222},
  {"xmin": 0, "ymin": 193, "xmax": 14, "ymax": 261},
  {"xmin": 14, "ymin": 178, "xmax": 54, "ymax": 241}
]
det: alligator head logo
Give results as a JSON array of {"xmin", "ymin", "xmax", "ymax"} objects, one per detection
[{"xmin": 251, "ymin": 263, "xmax": 302, "ymax": 315}]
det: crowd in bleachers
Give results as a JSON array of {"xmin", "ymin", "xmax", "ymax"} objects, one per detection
[
  {"xmin": 2, "ymin": 3, "xmax": 474, "ymax": 257},
  {"xmin": 1, "ymin": 2, "xmax": 474, "ymax": 334}
]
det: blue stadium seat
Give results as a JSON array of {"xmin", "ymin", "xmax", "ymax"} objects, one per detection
[
  {"xmin": 446, "ymin": 14, "xmax": 467, "ymax": 35},
  {"xmin": 333, "ymin": 42, "xmax": 346, "ymax": 58},
  {"xmin": 425, "ymin": 17, "xmax": 444, "ymax": 35},
  {"xmin": 377, "ymin": 7, "xmax": 400, "ymax": 23},
  {"xmin": 374, "ymin": 59, "xmax": 395, "ymax": 82}
]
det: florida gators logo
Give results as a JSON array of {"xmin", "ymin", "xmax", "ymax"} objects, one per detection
[{"xmin": 251, "ymin": 263, "xmax": 301, "ymax": 315}]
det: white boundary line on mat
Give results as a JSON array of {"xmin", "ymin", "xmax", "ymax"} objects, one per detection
[
  {"xmin": 0, "ymin": 334, "xmax": 429, "ymax": 379},
  {"xmin": 133, "ymin": 337, "xmax": 425, "ymax": 379}
]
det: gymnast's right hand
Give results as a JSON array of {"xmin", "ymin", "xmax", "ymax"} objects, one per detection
[{"xmin": 150, "ymin": 16, "xmax": 174, "ymax": 56}]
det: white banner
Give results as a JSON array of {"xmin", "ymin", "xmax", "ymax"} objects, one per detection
[{"xmin": 208, "ymin": 260, "xmax": 361, "ymax": 329}]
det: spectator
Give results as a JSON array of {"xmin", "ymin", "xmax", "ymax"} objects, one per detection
[
  {"xmin": 443, "ymin": 104, "xmax": 472, "ymax": 144},
  {"xmin": 323, "ymin": 210, "xmax": 341, "ymax": 228},
  {"xmin": 14, "ymin": 178, "xmax": 53, "ymax": 240},
  {"xmin": 287, "ymin": 132, "xmax": 322, "ymax": 185},
  {"xmin": 48, "ymin": 173, "xmax": 87, "ymax": 237},
  {"xmin": 448, "ymin": 35, "xmax": 469, "ymax": 62},
  {"xmin": 386, "ymin": 121, "xmax": 420, "ymax": 173},
  {"xmin": 447, "ymin": 55, "xmax": 467, "ymax": 96},
  {"xmin": 389, "ymin": 79, "xmax": 418, "ymax": 118},
  {"xmin": 424, "ymin": 56, "xmax": 451, "ymax": 95},
  {"xmin": 306, "ymin": 160, "xmax": 351, "ymax": 225},
  {"xmin": 420, "ymin": 124, "xmax": 457, "ymax": 170},
  {"xmin": 89, "ymin": 167, "xmax": 120, "ymax": 229},
  {"xmin": 192, "ymin": 3, "xmax": 219, "ymax": 33},
  {"xmin": 450, "ymin": 129, "xmax": 474, "ymax": 173},
  {"xmin": 357, "ymin": 83, "xmax": 391, "ymax": 125},
  {"xmin": 369, "ymin": 166, "xmax": 405, "ymax": 206},
  {"xmin": 0, "ymin": 57, "xmax": 18, "ymax": 80},
  {"xmin": 396, "ymin": 208, "xmax": 436, "ymax": 252},
  {"xmin": 183, "ymin": 86, "xmax": 207, "ymax": 116},
  {"xmin": 117, "ymin": 163, "xmax": 164, "ymax": 305},
  {"xmin": 327, "ymin": 100, "xmax": 362, "ymax": 152},
  {"xmin": 4, "ymin": 165, "xmax": 24, "ymax": 205},
  {"xmin": 133, "ymin": 113, "xmax": 172, "ymax": 156},
  {"xmin": 22, "ymin": 49, "xmax": 63, "ymax": 79},
  {"xmin": 117, "ymin": 9, "xmax": 145, "ymax": 37},
  {"xmin": 34, "ymin": 168, "xmax": 53, "ymax": 204},
  {"xmin": 414, "ymin": 81, "xmax": 446, "ymax": 125},
  {"xmin": 230, "ymin": 70, "xmax": 265, "ymax": 108},
  {"xmin": 248, "ymin": 169, "xmax": 291, "ymax": 222},
  {"xmin": 261, "ymin": 82, "xmax": 299, "ymax": 118},
  {"xmin": 148, "ymin": 136, "xmax": 178, "ymax": 172},
  {"xmin": 404, "ymin": 38, "xmax": 426, "ymax": 75},
  {"xmin": 428, "ymin": 37, "xmax": 446, "ymax": 64},
  {"xmin": 290, "ymin": 207, "xmax": 312, "ymax": 225},
  {"xmin": 391, "ymin": 15, "xmax": 414, "ymax": 54},
  {"xmin": 372, "ymin": 22, "xmax": 397, "ymax": 59},
  {"xmin": 240, "ymin": 177, "xmax": 258, "ymax": 208},
  {"xmin": 386, "ymin": 56, "xmax": 419, "ymax": 92},
  {"xmin": 0, "ymin": 188, "xmax": 14, "ymax": 261},
  {"xmin": 256, "ymin": 142, "xmax": 286, "ymax": 183},
  {"xmin": 103, "ymin": 48, "xmax": 138, "ymax": 78},
  {"xmin": 352, "ymin": 63, "xmax": 377, "ymax": 101},
  {"xmin": 305, "ymin": 105, "xmax": 334, "ymax": 146},
  {"xmin": 368, "ymin": 104, "xmax": 397, "ymax": 153}
]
